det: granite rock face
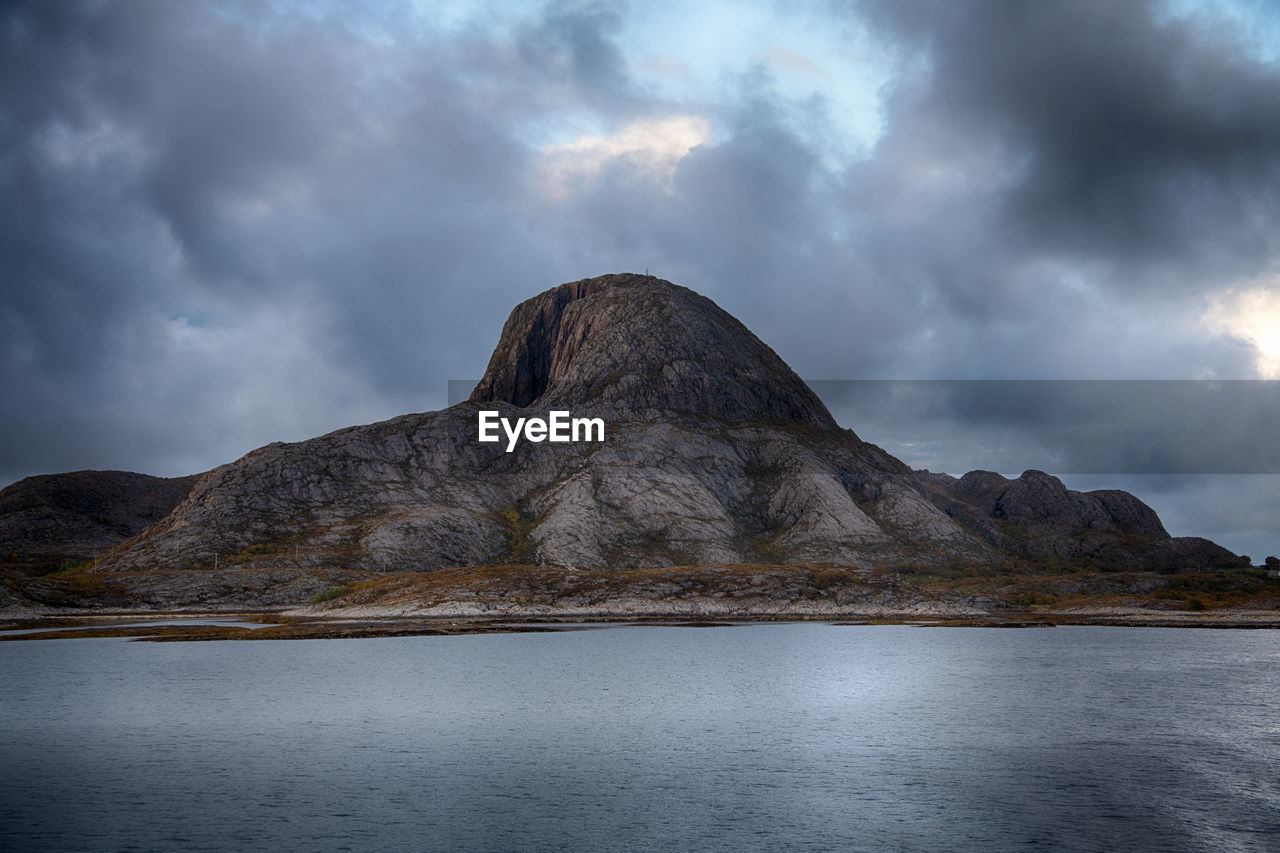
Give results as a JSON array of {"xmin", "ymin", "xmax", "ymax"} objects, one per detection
[
  {"xmin": 9, "ymin": 273, "xmax": 1241, "ymax": 604},
  {"xmin": 470, "ymin": 274, "xmax": 838, "ymax": 427}
]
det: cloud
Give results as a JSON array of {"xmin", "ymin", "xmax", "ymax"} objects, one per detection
[
  {"xmin": 763, "ymin": 47, "xmax": 827, "ymax": 77},
  {"xmin": 638, "ymin": 54, "xmax": 692, "ymax": 79},
  {"xmin": 1, "ymin": 0, "xmax": 1278, "ymax": 557},
  {"xmin": 538, "ymin": 113, "xmax": 710, "ymax": 197},
  {"xmin": 853, "ymin": 0, "xmax": 1280, "ymax": 283},
  {"xmin": 813, "ymin": 379, "xmax": 1280, "ymax": 476},
  {"xmin": 0, "ymin": 0, "xmax": 621, "ymax": 480},
  {"xmin": 1206, "ymin": 282, "xmax": 1280, "ymax": 378}
]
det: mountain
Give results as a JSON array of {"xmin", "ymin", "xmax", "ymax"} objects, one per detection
[
  {"xmin": 469, "ymin": 274, "xmax": 836, "ymax": 426},
  {"xmin": 0, "ymin": 471, "xmax": 200, "ymax": 572},
  {"xmin": 1, "ymin": 273, "xmax": 1245, "ymax": 607}
]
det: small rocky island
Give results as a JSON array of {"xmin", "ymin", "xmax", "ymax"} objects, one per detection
[{"xmin": 2, "ymin": 273, "xmax": 1276, "ymax": 634}]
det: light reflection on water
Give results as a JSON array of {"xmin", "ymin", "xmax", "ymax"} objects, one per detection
[{"xmin": 1, "ymin": 624, "xmax": 1277, "ymax": 852}]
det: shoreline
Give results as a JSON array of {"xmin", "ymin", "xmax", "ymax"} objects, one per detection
[
  {"xmin": 4, "ymin": 607, "xmax": 1280, "ymax": 641},
  {"xmin": 7, "ymin": 563, "xmax": 1276, "ymax": 629}
]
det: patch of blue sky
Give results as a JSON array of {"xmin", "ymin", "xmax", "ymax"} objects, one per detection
[
  {"xmin": 1159, "ymin": 0, "xmax": 1280, "ymax": 62},
  {"xmin": 621, "ymin": 0, "xmax": 893, "ymax": 160},
  {"xmin": 397, "ymin": 0, "xmax": 893, "ymax": 163}
]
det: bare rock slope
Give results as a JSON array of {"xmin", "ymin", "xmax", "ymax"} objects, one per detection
[{"xmin": 65, "ymin": 273, "xmax": 1243, "ymax": 603}]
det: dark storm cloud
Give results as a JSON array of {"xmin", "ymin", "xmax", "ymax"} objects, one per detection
[
  {"xmin": 1, "ymin": 0, "xmax": 1276, "ymax": 554},
  {"xmin": 811, "ymin": 380, "xmax": 1280, "ymax": 475},
  {"xmin": 793, "ymin": 0, "xmax": 1280, "ymax": 522},
  {"xmin": 545, "ymin": 0, "xmax": 1280, "ymax": 386},
  {"xmin": 539, "ymin": 72, "xmax": 929, "ymax": 379},
  {"xmin": 516, "ymin": 0, "xmax": 634, "ymax": 109},
  {"xmin": 854, "ymin": 0, "xmax": 1280, "ymax": 284},
  {"xmin": 0, "ymin": 0, "xmax": 641, "ymax": 482}
]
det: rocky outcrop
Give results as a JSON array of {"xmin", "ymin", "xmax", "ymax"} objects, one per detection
[
  {"xmin": 0, "ymin": 471, "xmax": 200, "ymax": 570},
  {"xmin": 912, "ymin": 468, "xmax": 1243, "ymax": 570},
  {"xmin": 4, "ymin": 273, "xmax": 1242, "ymax": 607},
  {"xmin": 470, "ymin": 274, "xmax": 838, "ymax": 427},
  {"xmin": 93, "ymin": 276, "xmax": 993, "ymax": 586}
]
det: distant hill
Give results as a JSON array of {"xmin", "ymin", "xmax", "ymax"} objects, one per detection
[{"xmin": 0, "ymin": 470, "xmax": 201, "ymax": 572}]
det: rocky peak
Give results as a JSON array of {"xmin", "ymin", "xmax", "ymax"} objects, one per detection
[
  {"xmin": 1087, "ymin": 490, "xmax": 1168, "ymax": 539},
  {"xmin": 992, "ymin": 470, "xmax": 1078, "ymax": 522},
  {"xmin": 469, "ymin": 273, "xmax": 838, "ymax": 427}
]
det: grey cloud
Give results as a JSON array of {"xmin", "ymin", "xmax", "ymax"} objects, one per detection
[
  {"xmin": 854, "ymin": 0, "xmax": 1280, "ymax": 283},
  {"xmin": 0, "ymin": 0, "xmax": 641, "ymax": 483},
  {"xmin": 517, "ymin": 0, "xmax": 633, "ymax": 109},
  {"xmin": 1, "ymin": 0, "xmax": 1276, "ymax": 556},
  {"xmin": 813, "ymin": 380, "xmax": 1280, "ymax": 476}
]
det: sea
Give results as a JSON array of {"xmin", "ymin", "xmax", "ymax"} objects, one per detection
[{"xmin": 1, "ymin": 623, "xmax": 1277, "ymax": 852}]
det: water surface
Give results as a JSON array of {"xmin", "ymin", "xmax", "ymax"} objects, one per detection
[{"xmin": 1, "ymin": 624, "xmax": 1277, "ymax": 851}]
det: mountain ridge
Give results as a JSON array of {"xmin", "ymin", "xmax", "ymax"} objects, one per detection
[{"xmin": 0, "ymin": 273, "xmax": 1248, "ymax": 608}]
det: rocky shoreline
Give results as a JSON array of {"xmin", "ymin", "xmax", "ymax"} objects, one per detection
[
  {"xmin": 4, "ymin": 603, "xmax": 1280, "ymax": 643},
  {"xmin": 3, "ymin": 561, "xmax": 1278, "ymax": 637}
]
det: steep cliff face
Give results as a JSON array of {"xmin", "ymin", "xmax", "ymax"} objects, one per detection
[
  {"xmin": 470, "ymin": 273, "xmax": 838, "ymax": 427},
  {"xmin": 35, "ymin": 272, "xmax": 1238, "ymax": 604}
]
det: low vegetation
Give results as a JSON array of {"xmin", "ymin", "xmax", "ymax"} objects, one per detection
[
  {"xmin": 309, "ymin": 584, "xmax": 355, "ymax": 604},
  {"xmin": 284, "ymin": 558, "xmax": 1279, "ymax": 627},
  {"xmin": 494, "ymin": 504, "xmax": 535, "ymax": 563},
  {"xmin": 5, "ymin": 547, "xmax": 1278, "ymax": 619}
]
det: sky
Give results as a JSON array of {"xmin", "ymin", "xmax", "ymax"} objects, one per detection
[{"xmin": 3, "ymin": 0, "xmax": 1279, "ymax": 559}]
